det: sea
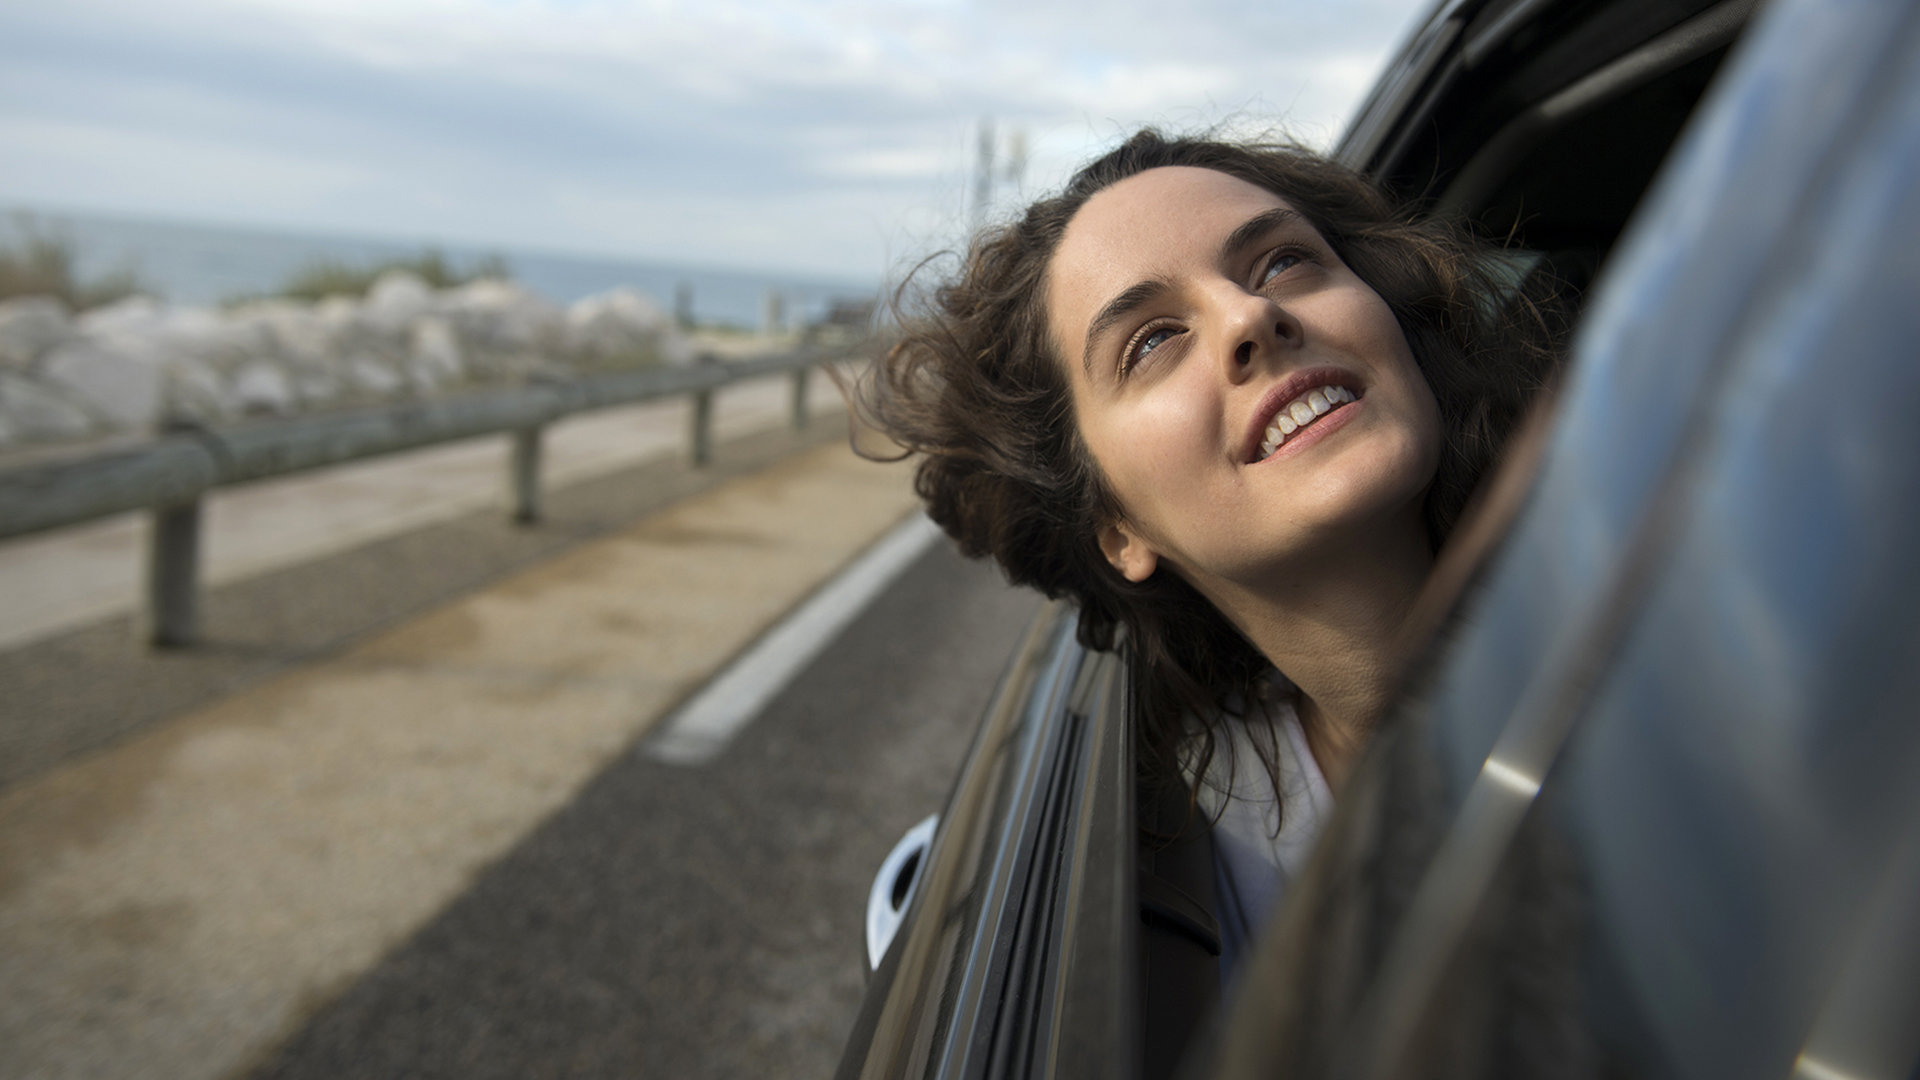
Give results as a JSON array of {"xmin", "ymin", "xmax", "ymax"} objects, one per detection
[{"xmin": 0, "ymin": 206, "xmax": 878, "ymax": 331}]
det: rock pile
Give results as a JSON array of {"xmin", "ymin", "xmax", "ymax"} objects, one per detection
[{"xmin": 0, "ymin": 271, "xmax": 692, "ymax": 452}]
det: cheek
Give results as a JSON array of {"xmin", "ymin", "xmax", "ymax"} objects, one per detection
[
  {"xmin": 1084, "ymin": 389, "xmax": 1220, "ymax": 515},
  {"xmin": 1395, "ymin": 361, "xmax": 1447, "ymax": 502},
  {"xmin": 1361, "ymin": 298, "xmax": 1441, "ymax": 459}
]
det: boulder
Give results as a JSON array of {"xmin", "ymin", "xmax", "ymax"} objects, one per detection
[
  {"xmin": 0, "ymin": 296, "xmax": 74, "ymax": 370},
  {"xmin": 232, "ymin": 299, "xmax": 334, "ymax": 369},
  {"xmin": 563, "ymin": 287, "xmax": 681, "ymax": 366},
  {"xmin": 232, "ymin": 301, "xmax": 345, "ymax": 403},
  {"xmin": 346, "ymin": 352, "xmax": 403, "ymax": 398},
  {"xmin": 443, "ymin": 278, "xmax": 562, "ymax": 358},
  {"xmin": 362, "ymin": 270, "xmax": 434, "ymax": 335},
  {"xmin": 146, "ymin": 306, "xmax": 270, "ymax": 376},
  {"xmin": 160, "ymin": 356, "xmax": 232, "ymax": 424},
  {"xmin": 293, "ymin": 369, "xmax": 343, "ymax": 407},
  {"xmin": 406, "ymin": 316, "xmax": 465, "ymax": 391},
  {"xmin": 0, "ymin": 370, "xmax": 98, "ymax": 441},
  {"xmin": 231, "ymin": 361, "xmax": 297, "ymax": 416},
  {"xmin": 0, "ymin": 272, "xmax": 727, "ymax": 449},
  {"xmin": 74, "ymin": 294, "xmax": 165, "ymax": 336},
  {"xmin": 38, "ymin": 334, "xmax": 166, "ymax": 429},
  {"xmin": 314, "ymin": 294, "xmax": 359, "ymax": 330},
  {"xmin": 314, "ymin": 294, "xmax": 396, "ymax": 366}
]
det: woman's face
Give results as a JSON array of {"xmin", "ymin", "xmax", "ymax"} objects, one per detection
[{"xmin": 1046, "ymin": 166, "xmax": 1442, "ymax": 593}]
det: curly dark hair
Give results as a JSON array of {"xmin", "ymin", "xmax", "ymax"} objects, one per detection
[{"xmin": 856, "ymin": 129, "xmax": 1562, "ymax": 799}]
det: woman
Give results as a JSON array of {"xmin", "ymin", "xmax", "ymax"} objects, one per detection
[{"xmin": 857, "ymin": 130, "xmax": 1561, "ymax": 966}]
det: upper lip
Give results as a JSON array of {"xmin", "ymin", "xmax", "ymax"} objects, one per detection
[{"xmin": 1242, "ymin": 365, "xmax": 1361, "ymax": 463}]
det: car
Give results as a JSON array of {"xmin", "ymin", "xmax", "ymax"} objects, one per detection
[{"xmin": 837, "ymin": 0, "xmax": 1920, "ymax": 1076}]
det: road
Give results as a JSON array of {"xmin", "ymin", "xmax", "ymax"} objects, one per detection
[{"xmin": 246, "ymin": 539, "xmax": 1038, "ymax": 1079}]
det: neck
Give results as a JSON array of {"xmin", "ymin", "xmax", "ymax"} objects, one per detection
[{"xmin": 1196, "ymin": 515, "xmax": 1433, "ymax": 792}]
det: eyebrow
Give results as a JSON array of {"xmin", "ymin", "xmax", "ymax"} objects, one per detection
[
  {"xmin": 1223, "ymin": 207, "xmax": 1301, "ymax": 262},
  {"xmin": 1079, "ymin": 207, "xmax": 1304, "ymax": 378},
  {"xmin": 1082, "ymin": 278, "xmax": 1172, "ymax": 377}
]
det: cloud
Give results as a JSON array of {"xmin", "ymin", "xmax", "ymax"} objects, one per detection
[{"xmin": 0, "ymin": 0, "xmax": 1434, "ymax": 281}]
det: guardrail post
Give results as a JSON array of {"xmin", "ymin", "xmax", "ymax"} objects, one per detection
[
  {"xmin": 790, "ymin": 366, "xmax": 810, "ymax": 429},
  {"xmin": 143, "ymin": 497, "xmax": 203, "ymax": 648},
  {"xmin": 690, "ymin": 389, "xmax": 714, "ymax": 466},
  {"xmin": 509, "ymin": 426, "xmax": 543, "ymax": 523}
]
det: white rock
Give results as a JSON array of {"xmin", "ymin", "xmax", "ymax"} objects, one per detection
[
  {"xmin": 498, "ymin": 350, "xmax": 563, "ymax": 381},
  {"xmin": 0, "ymin": 296, "xmax": 75, "ymax": 370},
  {"xmin": 147, "ymin": 306, "xmax": 270, "ymax": 375},
  {"xmin": 74, "ymin": 294, "xmax": 165, "ymax": 336},
  {"xmin": 444, "ymin": 279, "xmax": 563, "ymax": 361},
  {"xmin": 0, "ymin": 370, "xmax": 98, "ymax": 440},
  {"xmin": 408, "ymin": 316, "xmax": 465, "ymax": 386},
  {"xmin": 318, "ymin": 299, "xmax": 394, "ymax": 362},
  {"xmin": 315, "ymin": 294, "xmax": 359, "ymax": 329},
  {"xmin": 39, "ymin": 334, "xmax": 166, "ymax": 429},
  {"xmin": 161, "ymin": 357, "xmax": 232, "ymax": 423},
  {"xmin": 293, "ymin": 368, "xmax": 343, "ymax": 407},
  {"xmin": 233, "ymin": 300, "xmax": 333, "ymax": 368},
  {"xmin": 362, "ymin": 270, "xmax": 434, "ymax": 334},
  {"xmin": 346, "ymin": 353, "xmax": 403, "ymax": 397},
  {"xmin": 563, "ymin": 287, "xmax": 681, "ymax": 365},
  {"xmin": 231, "ymin": 362, "xmax": 297, "ymax": 416}
]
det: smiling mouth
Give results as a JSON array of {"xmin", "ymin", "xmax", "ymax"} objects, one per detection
[{"xmin": 1256, "ymin": 385, "xmax": 1359, "ymax": 461}]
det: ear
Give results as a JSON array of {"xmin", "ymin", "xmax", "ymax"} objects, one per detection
[{"xmin": 1097, "ymin": 519, "xmax": 1160, "ymax": 583}]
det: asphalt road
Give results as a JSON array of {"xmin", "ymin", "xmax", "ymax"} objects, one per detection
[{"xmin": 241, "ymin": 538, "xmax": 1042, "ymax": 1079}]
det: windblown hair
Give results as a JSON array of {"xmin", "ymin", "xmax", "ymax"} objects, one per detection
[{"xmin": 856, "ymin": 130, "xmax": 1562, "ymax": 799}]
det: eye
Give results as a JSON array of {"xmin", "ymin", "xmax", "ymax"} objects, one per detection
[
  {"xmin": 1260, "ymin": 250, "xmax": 1305, "ymax": 286},
  {"xmin": 1123, "ymin": 324, "xmax": 1181, "ymax": 372}
]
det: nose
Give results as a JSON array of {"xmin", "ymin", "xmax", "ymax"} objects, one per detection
[{"xmin": 1218, "ymin": 289, "xmax": 1301, "ymax": 381}]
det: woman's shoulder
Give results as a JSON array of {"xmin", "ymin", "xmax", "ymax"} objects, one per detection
[{"xmin": 1186, "ymin": 678, "xmax": 1333, "ymax": 873}]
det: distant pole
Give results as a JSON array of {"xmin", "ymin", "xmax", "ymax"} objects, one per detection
[
  {"xmin": 970, "ymin": 118, "xmax": 997, "ymax": 235},
  {"xmin": 674, "ymin": 281, "xmax": 694, "ymax": 330},
  {"xmin": 762, "ymin": 290, "xmax": 785, "ymax": 336},
  {"xmin": 1004, "ymin": 128, "xmax": 1028, "ymax": 196}
]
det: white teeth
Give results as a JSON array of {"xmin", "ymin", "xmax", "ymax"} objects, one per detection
[{"xmin": 1257, "ymin": 385, "xmax": 1358, "ymax": 461}]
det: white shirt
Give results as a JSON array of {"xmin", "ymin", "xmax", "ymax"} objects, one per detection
[{"xmin": 1190, "ymin": 696, "xmax": 1335, "ymax": 985}]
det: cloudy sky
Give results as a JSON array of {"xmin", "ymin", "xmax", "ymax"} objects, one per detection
[{"xmin": 0, "ymin": 0, "xmax": 1434, "ymax": 284}]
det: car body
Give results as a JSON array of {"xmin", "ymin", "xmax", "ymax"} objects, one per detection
[{"xmin": 838, "ymin": 0, "xmax": 1920, "ymax": 1076}]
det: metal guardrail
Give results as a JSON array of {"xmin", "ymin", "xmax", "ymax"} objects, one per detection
[{"xmin": 0, "ymin": 345, "xmax": 845, "ymax": 647}]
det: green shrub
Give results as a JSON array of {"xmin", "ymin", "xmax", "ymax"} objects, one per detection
[
  {"xmin": 0, "ymin": 218, "xmax": 143, "ymax": 310},
  {"xmin": 269, "ymin": 249, "xmax": 511, "ymax": 302}
]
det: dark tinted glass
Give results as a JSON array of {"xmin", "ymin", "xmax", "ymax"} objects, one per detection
[{"xmin": 1430, "ymin": 4, "xmax": 1920, "ymax": 1075}]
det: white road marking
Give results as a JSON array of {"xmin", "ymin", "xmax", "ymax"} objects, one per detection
[{"xmin": 646, "ymin": 512, "xmax": 943, "ymax": 765}]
